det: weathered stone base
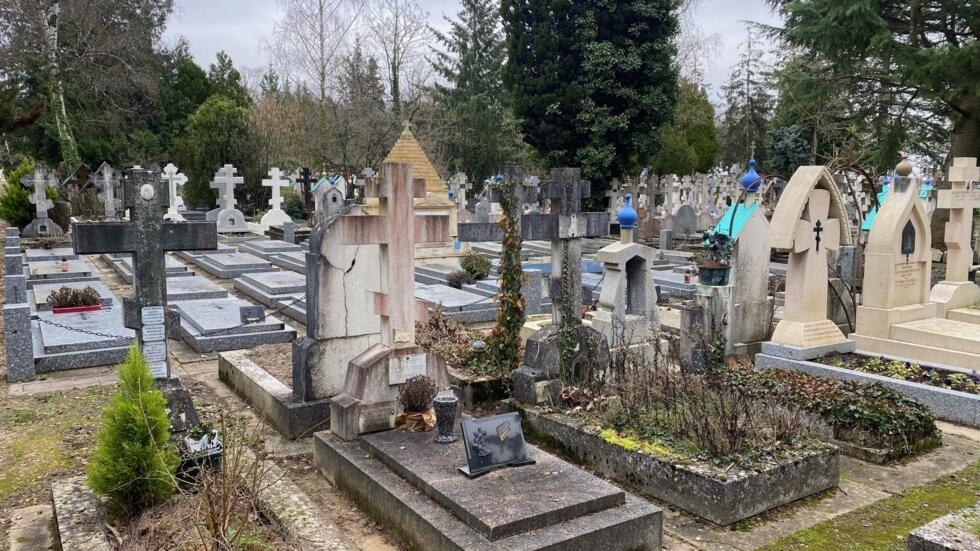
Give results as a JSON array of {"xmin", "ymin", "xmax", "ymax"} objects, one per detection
[
  {"xmin": 908, "ymin": 504, "xmax": 980, "ymax": 551},
  {"xmin": 851, "ymin": 330, "xmax": 980, "ymax": 371},
  {"xmin": 448, "ymin": 367, "xmax": 509, "ymax": 409},
  {"xmin": 51, "ymin": 477, "xmax": 110, "ymax": 551},
  {"xmin": 517, "ymin": 406, "xmax": 840, "ymax": 526},
  {"xmin": 756, "ymin": 353, "xmax": 980, "ymax": 427},
  {"xmin": 313, "ymin": 430, "xmax": 662, "ymax": 550},
  {"xmin": 218, "ymin": 351, "xmax": 329, "ymax": 439},
  {"xmin": 177, "ymin": 319, "xmax": 296, "ymax": 353},
  {"xmin": 760, "ymin": 339, "xmax": 856, "ymax": 361}
]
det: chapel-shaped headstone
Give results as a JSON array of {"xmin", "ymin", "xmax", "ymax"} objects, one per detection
[
  {"xmin": 312, "ymin": 173, "xmax": 347, "ymax": 218},
  {"xmin": 260, "ymin": 167, "xmax": 293, "ymax": 227},
  {"xmin": 707, "ymin": 159, "xmax": 773, "ymax": 354},
  {"xmin": 592, "ymin": 194, "xmax": 659, "ymax": 349},
  {"xmin": 764, "ymin": 165, "xmax": 854, "ymax": 357},
  {"xmin": 329, "ymin": 162, "xmax": 451, "ymax": 441},
  {"xmin": 206, "ymin": 164, "xmax": 247, "ymax": 233}
]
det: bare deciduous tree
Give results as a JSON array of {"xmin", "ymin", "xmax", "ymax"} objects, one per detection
[{"xmin": 366, "ymin": 0, "xmax": 429, "ymax": 120}]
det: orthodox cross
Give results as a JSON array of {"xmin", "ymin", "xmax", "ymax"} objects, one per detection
[
  {"xmin": 23, "ymin": 168, "xmax": 54, "ymax": 219},
  {"xmin": 938, "ymin": 157, "xmax": 980, "ymax": 282},
  {"xmin": 260, "ymin": 167, "xmax": 292, "ymax": 226},
  {"xmin": 162, "ymin": 163, "xmax": 188, "ymax": 221},
  {"xmin": 72, "ymin": 169, "xmax": 218, "ymax": 379},
  {"xmin": 92, "ymin": 163, "xmax": 121, "ymax": 220},
  {"xmin": 785, "ymin": 188, "xmax": 841, "ymax": 324},
  {"xmin": 337, "ymin": 162, "xmax": 449, "ymax": 347},
  {"xmin": 210, "ymin": 164, "xmax": 243, "ymax": 211},
  {"xmin": 458, "ymin": 167, "xmax": 609, "ymax": 325}
]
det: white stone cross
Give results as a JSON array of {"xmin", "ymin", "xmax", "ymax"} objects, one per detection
[
  {"xmin": 93, "ymin": 164, "xmax": 121, "ymax": 220},
  {"xmin": 210, "ymin": 164, "xmax": 243, "ymax": 211},
  {"xmin": 785, "ymin": 188, "xmax": 841, "ymax": 324},
  {"xmin": 260, "ymin": 167, "xmax": 292, "ymax": 226},
  {"xmin": 938, "ymin": 158, "xmax": 980, "ymax": 282},
  {"xmin": 23, "ymin": 168, "xmax": 54, "ymax": 218},
  {"xmin": 161, "ymin": 163, "xmax": 188, "ymax": 221}
]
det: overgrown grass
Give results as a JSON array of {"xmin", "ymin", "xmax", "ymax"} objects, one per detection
[
  {"xmin": 0, "ymin": 386, "xmax": 113, "ymax": 501},
  {"xmin": 760, "ymin": 460, "xmax": 980, "ymax": 550}
]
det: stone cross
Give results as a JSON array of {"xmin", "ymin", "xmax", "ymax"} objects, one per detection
[
  {"xmin": 23, "ymin": 168, "xmax": 54, "ymax": 219},
  {"xmin": 458, "ymin": 167, "xmax": 609, "ymax": 325},
  {"xmin": 72, "ymin": 169, "xmax": 218, "ymax": 379},
  {"xmin": 338, "ymin": 162, "xmax": 450, "ymax": 346},
  {"xmin": 93, "ymin": 163, "xmax": 121, "ymax": 221},
  {"xmin": 938, "ymin": 158, "xmax": 980, "ymax": 282},
  {"xmin": 210, "ymin": 164, "xmax": 243, "ymax": 211},
  {"xmin": 296, "ymin": 167, "xmax": 314, "ymax": 214},
  {"xmin": 260, "ymin": 167, "xmax": 292, "ymax": 226},
  {"xmin": 161, "ymin": 163, "xmax": 188, "ymax": 221},
  {"xmin": 784, "ymin": 188, "xmax": 841, "ymax": 325}
]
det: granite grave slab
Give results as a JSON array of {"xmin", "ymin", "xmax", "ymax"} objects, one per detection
[
  {"xmin": 166, "ymin": 275, "xmax": 229, "ymax": 302},
  {"xmin": 23, "ymin": 247, "xmax": 78, "ymax": 263},
  {"xmin": 172, "ymin": 298, "xmax": 296, "ymax": 352},
  {"xmin": 31, "ymin": 306, "xmax": 134, "ymax": 371},
  {"xmin": 239, "ymin": 239, "xmax": 303, "ymax": 260},
  {"xmin": 233, "ymin": 270, "xmax": 306, "ymax": 307},
  {"xmin": 30, "ymin": 281, "xmax": 115, "ymax": 311},
  {"xmin": 268, "ymin": 251, "xmax": 306, "ymax": 273},
  {"xmin": 192, "ymin": 252, "xmax": 279, "ymax": 279},
  {"xmin": 104, "ymin": 253, "xmax": 193, "ymax": 283}
]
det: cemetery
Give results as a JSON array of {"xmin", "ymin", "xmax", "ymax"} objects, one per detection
[{"xmin": 0, "ymin": 1, "xmax": 979, "ymax": 550}]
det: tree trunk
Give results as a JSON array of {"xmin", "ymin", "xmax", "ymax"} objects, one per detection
[
  {"xmin": 42, "ymin": 0, "xmax": 81, "ymax": 173},
  {"xmin": 950, "ymin": 96, "xmax": 980, "ymax": 160}
]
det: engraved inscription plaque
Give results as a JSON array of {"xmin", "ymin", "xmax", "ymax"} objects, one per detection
[{"xmin": 459, "ymin": 412, "xmax": 535, "ymax": 478}]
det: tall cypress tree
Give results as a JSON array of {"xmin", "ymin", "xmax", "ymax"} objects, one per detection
[
  {"xmin": 502, "ymin": 0, "xmax": 681, "ymax": 184},
  {"xmin": 430, "ymin": 0, "xmax": 512, "ymax": 183}
]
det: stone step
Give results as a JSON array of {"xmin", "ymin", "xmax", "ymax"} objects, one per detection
[
  {"xmin": 948, "ymin": 308, "xmax": 980, "ymax": 325},
  {"xmin": 891, "ymin": 318, "xmax": 980, "ymax": 356}
]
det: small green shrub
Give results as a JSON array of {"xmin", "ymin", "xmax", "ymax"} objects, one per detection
[
  {"xmin": 281, "ymin": 187, "xmax": 305, "ymax": 221},
  {"xmin": 87, "ymin": 345, "xmax": 177, "ymax": 515},
  {"xmin": 446, "ymin": 269, "xmax": 475, "ymax": 289},
  {"xmin": 459, "ymin": 251, "xmax": 492, "ymax": 280},
  {"xmin": 397, "ymin": 375, "xmax": 438, "ymax": 413},
  {"xmin": 0, "ymin": 156, "xmax": 38, "ymax": 228}
]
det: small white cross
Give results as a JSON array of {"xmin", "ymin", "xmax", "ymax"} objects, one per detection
[
  {"xmin": 22, "ymin": 168, "xmax": 54, "ymax": 218},
  {"xmin": 210, "ymin": 164, "xmax": 243, "ymax": 210},
  {"xmin": 162, "ymin": 163, "xmax": 188, "ymax": 221}
]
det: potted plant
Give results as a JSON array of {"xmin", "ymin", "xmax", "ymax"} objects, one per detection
[
  {"xmin": 694, "ymin": 231, "xmax": 733, "ymax": 286},
  {"xmin": 395, "ymin": 375, "xmax": 438, "ymax": 432},
  {"xmin": 46, "ymin": 286, "xmax": 102, "ymax": 313},
  {"xmin": 178, "ymin": 422, "xmax": 223, "ymax": 479}
]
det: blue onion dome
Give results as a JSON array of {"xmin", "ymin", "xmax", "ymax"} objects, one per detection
[
  {"xmin": 495, "ymin": 173, "xmax": 504, "ymax": 183},
  {"xmin": 618, "ymin": 193, "xmax": 638, "ymax": 229},
  {"xmin": 740, "ymin": 159, "xmax": 761, "ymax": 193},
  {"xmin": 448, "ymin": 189, "xmax": 455, "ymax": 199}
]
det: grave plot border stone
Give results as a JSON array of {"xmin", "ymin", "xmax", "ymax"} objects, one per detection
[
  {"xmin": 268, "ymin": 251, "xmax": 306, "ymax": 273},
  {"xmin": 233, "ymin": 271, "xmax": 306, "ymax": 308},
  {"xmin": 23, "ymin": 247, "xmax": 78, "ymax": 263},
  {"xmin": 218, "ymin": 350, "xmax": 329, "ymax": 440},
  {"xmin": 102, "ymin": 253, "xmax": 193, "ymax": 284},
  {"xmin": 173, "ymin": 243, "xmax": 237, "ymax": 263},
  {"xmin": 239, "ymin": 239, "xmax": 302, "ymax": 260},
  {"xmin": 314, "ymin": 429, "xmax": 663, "ymax": 551},
  {"xmin": 516, "ymin": 406, "xmax": 840, "ymax": 526},
  {"xmin": 756, "ymin": 349, "xmax": 980, "ymax": 428},
  {"xmin": 51, "ymin": 477, "xmax": 111, "ymax": 551},
  {"xmin": 164, "ymin": 275, "xmax": 228, "ymax": 302},
  {"xmin": 908, "ymin": 504, "xmax": 980, "ymax": 551},
  {"xmin": 173, "ymin": 299, "xmax": 296, "ymax": 353}
]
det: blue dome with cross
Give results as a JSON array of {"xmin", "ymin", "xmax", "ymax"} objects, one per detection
[
  {"xmin": 740, "ymin": 159, "xmax": 761, "ymax": 193},
  {"xmin": 618, "ymin": 193, "xmax": 638, "ymax": 229}
]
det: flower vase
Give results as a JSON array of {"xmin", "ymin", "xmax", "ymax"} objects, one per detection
[{"xmin": 433, "ymin": 395, "xmax": 459, "ymax": 444}]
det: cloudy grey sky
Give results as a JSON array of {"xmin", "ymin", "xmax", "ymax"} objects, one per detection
[{"xmin": 163, "ymin": 0, "xmax": 780, "ymax": 102}]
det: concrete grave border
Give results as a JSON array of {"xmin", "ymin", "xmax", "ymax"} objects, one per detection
[{"xmin": 516, "ymin": 406, "xmax": 840, "ymax": 526}]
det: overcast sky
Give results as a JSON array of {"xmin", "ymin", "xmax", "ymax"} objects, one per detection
[{"xmin": 163, "ymin": 0, "xmax": 781, "ymax": 103}]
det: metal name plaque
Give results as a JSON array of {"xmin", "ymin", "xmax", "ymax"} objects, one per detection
[
  {"xmin": 141, "ymin": 306, "xmax": 165, "ymax": 325},
  {"xmin": 459, "ymin": 412, "xmax": 535, "ymax": 478},
  {"xmin": 143, "ymin": 341, "xmax": 167, "ymax": 363},
  {"xmin": 141, "ymin": 323, "xmax": 166, "ymax": 342},
  {"xmin": 148, "ymin": 361, "xmax": 168, "ymax": 379}
]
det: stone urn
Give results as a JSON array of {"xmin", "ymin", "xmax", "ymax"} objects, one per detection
[{"xmin": 433, "ymin": 395, "xmax": 459, "ymax": 444}]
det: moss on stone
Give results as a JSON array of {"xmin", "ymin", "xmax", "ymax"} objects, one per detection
[
  {"xmin": 599, "ymin": 428, "xmax": 687, "ymax": 462},
  {"xmin": 760, "ymin": 459, "xmax": 980, "ymax": 550}
]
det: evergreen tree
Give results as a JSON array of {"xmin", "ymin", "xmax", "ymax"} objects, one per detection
[
  {"xmin": 207, "ymin": 51, "xmax": 251, "ymax": 108},
  {"xmin": 767, "ymin": 0, "xmax": 980, "ymax": 160},
  {"xmin": 430, "ymin": 0, "xmax": 512, "ymax": 182},
  {"xmin": 650, "ymin": 79, "xmax": 718, "ymax": 176},
  {"xmin": 87, "ymin": 345, "xmax": 177, "ymax": 515},
  {"xmin": 502, "ymin": 0, "xmax": 681, "ymax": 183},
  {"xmin": 719, "ymin": 28, "xmax": 774, "ymax": 167}
]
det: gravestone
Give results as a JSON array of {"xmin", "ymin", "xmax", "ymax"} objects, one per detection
[
  {"xmin": 592, "ymin": 194, "xmax": 659, "ymax": 349},
  {"xmin": 459, "ymin": 412, "xmax": 535, "ymax": 478},
  {"xmin": 260, "ymin": 167, "xmax": 292, "ymax": 227},
  {"xmin": 765, "ymin": 165, "xmax": 854, "ymax": 358},
  {"xmin": 161, "ymin": 163, "xmax": 188, "ymax": 221},
  {"xmin": 92, "ymin": 162, "xmax": 121, "ymax": 221},
  {"xmin": 329, "ymin": 162, "xmax": 451, "ymax": 441},
  {"xmin": 313, "ymin": 173, "xmax": 347, "ymax": 217},
  {"xmin": 206, "ymin": 164, "xmax": 247, "ymax": 233},
  {"xmin": 672, "ymin": 204, "xmax": 697, "ymax": 237},
  {"xmin": 929, "ymin": 158, "xmax": 980, "ymax": 316},
  {"xmin": 22, "ymin": 168, "xmax": 64, "ymax": 237},
  {"xmin": 73, "ymin": 168, "xmax": 218, "ymax": 379}
]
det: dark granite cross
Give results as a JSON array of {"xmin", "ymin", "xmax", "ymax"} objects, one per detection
[
  {"xmin": 296, "ymin": 167, "xmax": 314, "ymax": 216},
  {"xmin": 72, "ymin": 169, "xmax": 218, "ymax": 379},
  {"xmin": 458, "ymin": 167, "xmax": 609, "ymax": 325},
  {"xmin": 813, "ymin": 220, "xmax": 824, "ymax": 252}
]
